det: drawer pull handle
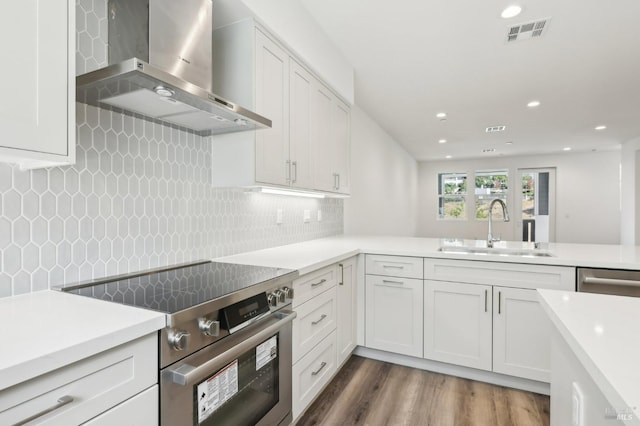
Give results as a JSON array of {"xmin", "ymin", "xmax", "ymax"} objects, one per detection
[
  {"xmin": 484, "ymin": 289, "xmax": 488, "ymax": 313},
  {"xmin": 14, "ymin": 395, "xmax": 74, "ymax": 425},
  {"xmin": 498, "ymin": 291, "xmax": 502, "ymax": 315},
  {"xmin": 382, "ymin": 280, "xmax": 404, "ymax": 285},
  {"xmin": 382, "ymin": 264, "xmax": 405, "ymax": 269},
  {"xmin": 311, "ymin": 361, "xmax": 327, "ymax": 376},
  {"xmin": 312, "ymin": 314, "xmax": 328, "ymax": 325},
  {"xmin": 311, "ymin": 279, "xmax": 327, "ymax": 288}
]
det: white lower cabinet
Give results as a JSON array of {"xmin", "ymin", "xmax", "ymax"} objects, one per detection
[
  {"xmin": 83, "ymin": 386, "xmax": 158, "ymax": 425},
  {"xmin": 423, "ymin": 280, "xmax": 493, "ymax": 371},
  {"xmin": 293, "ymin": 286, "xmax": 337, "ymax": 363},
  {"xmin": 336, "ymin": 258, "xmax": 357, "ymax": 366},
  {"xmin": 365, "ymin": 275, "xmax": 423, "ymax": 358},
  {"xmin": 291, "ymin": 256, "xmax": 358, "ymax": 421},
  {"xmin": 420, "ymin": 259, "xmax": 574, "ymax": 383},
  {"xmin": 292, "ymin": 330, "xmax": 337, "ymax": 420},
  {"xmin": 493, "ymin": 286, "xmax": 552, "ymax": 382},
  {"xmin": 0, "ymin": 334, "xmax": 157, "ymax": 425}
]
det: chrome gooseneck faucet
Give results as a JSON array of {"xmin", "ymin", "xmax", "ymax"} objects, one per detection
[{"xmin": 487, "ymin": 199, "xmax": 510, "ymax": 248}]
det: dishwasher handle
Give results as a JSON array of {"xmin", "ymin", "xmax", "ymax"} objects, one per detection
[{"xmin": 582, "ymin": 276, "xmax": 640, "ymax": 288}]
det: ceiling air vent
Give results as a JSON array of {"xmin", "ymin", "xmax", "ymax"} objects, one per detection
[
  {"xmin": 486, "ymin": 125, "xmax": 506, "ymax": 133},
  {"xmin": 507, "ymin": 18, "xmax": 551, "ymax": 43}
]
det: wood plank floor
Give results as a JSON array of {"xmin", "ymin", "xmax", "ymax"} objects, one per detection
[{"xmin": 297, "ymin": 356, "xmax": 550, "ymax": 426}]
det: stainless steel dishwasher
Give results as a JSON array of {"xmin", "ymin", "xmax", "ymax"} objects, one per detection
[{"xmin": 577, "ymin": 268, "xmax": 640, "ymax": 297}]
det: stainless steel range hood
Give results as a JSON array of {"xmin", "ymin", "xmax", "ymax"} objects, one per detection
[{"xmin": 75, "ymin": 0, "xmax": 270, "ymax": 136}]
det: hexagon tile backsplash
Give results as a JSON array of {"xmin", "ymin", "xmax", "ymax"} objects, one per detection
[{"xmin": 0, "ymin": 0, "xmax": 343, "ymax": 298}]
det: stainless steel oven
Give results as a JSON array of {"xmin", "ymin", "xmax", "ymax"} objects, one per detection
[
  {"xmin": 58, "ymin": 260, "xmax": 298, "ymax": 426},
  {"xmin": 161, "ymin": 310, "xmax": 295, "ymax": 426}
]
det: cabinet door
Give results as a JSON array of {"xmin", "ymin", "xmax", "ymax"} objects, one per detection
[
  {"xmin": 493, "ymin": 287, "xmax": 551, "ymax": 382},
  {"xmin": 332, "ymin": 98, "xmax": 351, "ymax": 194},
  {"xmin": 289, "ymin": 60, "xmax": 314, "ymax": 189},
  {"xmin": 365, "ymin": 275, "xmax": 423, "ymax": 357},
  {"xmin": 0, "ymin": 0, "xmax": 74, "ymax": 166},
  {"xmin": 254, "ymin": 29, "xmax": 289, "ymax": 186},
  {"xmin": 424, "ymin": 280, "xmax": 492, "ymax": 371},
  {"xmin": 337, "ymin": 258, "xmax": 357, "ymax": 366},
  {"xmin": 311, "ymin": 81, "xmax": 335, "ymax": 192}
]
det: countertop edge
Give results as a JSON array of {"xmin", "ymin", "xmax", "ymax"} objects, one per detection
[
  {"xmin": 0, "ymin": 291, "xmax": 166, "ymax": 391},
  {"xmin": 537, "ymin": 290, "xmax": 637, "ymax": 417}
]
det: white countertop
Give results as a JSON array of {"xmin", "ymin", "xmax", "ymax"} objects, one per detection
[
  {"xmin": 0, "ymin": 290, "xmax": 166, "ymax": 391},
  {"xmin": 216, "ymin": 235, "xmax": 640, "ymax": 272},
  {"xmin": 538, "ymin": 289, "xmax": 640, "ymax": 422}
]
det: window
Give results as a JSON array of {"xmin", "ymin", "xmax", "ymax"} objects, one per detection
[
  {"xmin": 438, "ymin": 173, "xmax": 467, "ymax": 220},
  {"xmin": 475, "ymin": 170, "xmax": 508, "ymax": 220}
]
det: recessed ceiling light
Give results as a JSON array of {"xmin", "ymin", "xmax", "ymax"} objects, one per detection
[
  {"xmin": 438, "ymin": 139, "xmax": 447, "ymax": 144},
  {"xmin": 595, "ymin": 125, "xmax": 607, "ymax": 130},
  {"xmin": 501, "ymin": 5, "xmax": 522, "ymax": 19},
  {"xmin": 436, "ymin": 112, "xmax": 447, "ymax": 119},
  {"xmin": 527, "ymin": 100, "xmax": 541, "ymax": 108},
  {"xmin": 445, "ymin": 155, "xmax": 452, "ymax": 159},
  {"xmin": 563, "ymin": 147, "xmax": 572, "ymax": 151}
]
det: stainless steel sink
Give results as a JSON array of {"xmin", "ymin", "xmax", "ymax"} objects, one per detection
[{"xmin": 438, "ymin": 246, "xmax": 554, "ymax": 257}]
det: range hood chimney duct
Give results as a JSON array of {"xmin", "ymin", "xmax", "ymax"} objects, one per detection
[{"xmin": 76, "ymin": 0, "xmax": 271, "ymax": 136}]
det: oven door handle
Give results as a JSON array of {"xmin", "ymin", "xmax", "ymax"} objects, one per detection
[{"xmin": 165, "ymin": 310, "xmax": 297, "ymax": 386}]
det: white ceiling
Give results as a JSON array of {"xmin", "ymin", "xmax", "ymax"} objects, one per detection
[{"xmin": 300, "ymin": 0, "xmax": 640, "ymax": 161}]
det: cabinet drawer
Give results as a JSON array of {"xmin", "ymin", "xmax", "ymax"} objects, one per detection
[
  {"xmin": 292, "ymin": 265, "xmax": 337, "ymax": 307},
  {"xmin": 292, "ymin": 330, "xmax": 337, "ymax": 420},
  {"xmin": 83, "ymin": 386, "xmax": 158, "ymax": 426},
  {"xmin": 293, "ymin": 287, "xmax": 337, "ymax": 363},
  {"xmin": 366, "ymin": 255, "xmax": 424, "ymax": 279},
  {"xmin": 0, "ymin": 334, "xmax": 157, "ymax": 426},
  {"xmin": 424, "ymin": 258, "xmax": 575, "ymax": 290}
]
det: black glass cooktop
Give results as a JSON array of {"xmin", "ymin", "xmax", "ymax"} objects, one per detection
[{"xmin": 62, "ymin": 261, "xmax": 296, "ymax": 314}]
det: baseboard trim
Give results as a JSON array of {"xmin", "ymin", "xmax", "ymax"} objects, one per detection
[{"xmin": 354, "ymin": 346, "xmax": 550, "ymax": 396}]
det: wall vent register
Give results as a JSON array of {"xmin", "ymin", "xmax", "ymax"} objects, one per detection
[{"xmin": 507, "ymin": 18, "xmax": 551, "ymax": 43}]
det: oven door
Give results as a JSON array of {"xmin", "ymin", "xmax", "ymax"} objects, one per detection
[{"xmin": 160, "ymin": 310, "xmax": 295, "ymax": 426}]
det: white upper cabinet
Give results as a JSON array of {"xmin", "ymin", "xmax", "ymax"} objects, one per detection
[
  {"xmin": 331, "ymin": 98, "xmax": 351, "ymax": 194},
  {"xmin": 312, "ymin": 81, "xmax": 351, "ymax": 195},
  {"xmin": 0, "ymin": 0, "xmax": 75, "ymax": 169},
  {"xmin": 289, "ymin": 60, "xmax": 314, "ymax": 189},
  {"xmin": 254, "ymin": 29, "xmax": 289, "ymax": 186},
  {"xmin": 211, "ymin": 18, "xmax": 350, "ymax": 195}
]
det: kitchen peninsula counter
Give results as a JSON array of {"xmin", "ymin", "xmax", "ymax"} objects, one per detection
[
  {"xmin": 539, "ymin": 290, "xmax": 640, "ymax": 425},
  {"xmin": 216, "ymin": 235, "xmax": 640, "ymax": 272}
]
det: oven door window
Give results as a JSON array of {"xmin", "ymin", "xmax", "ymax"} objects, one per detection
[{"xmin": 195, "ymin": 334, "xmax": 280, "ymax": 425}]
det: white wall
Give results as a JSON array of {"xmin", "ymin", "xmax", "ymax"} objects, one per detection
[
  {"xmin": 417, "ymin": 151, "xmax": 622, "ymax": 244},
  {"xmin": 620, "ymin": 138, "xmax": 640, "ymax": 245},
  {"xmin": 344, "ymin": 106, "xmax": 418, "ymax": 236}
]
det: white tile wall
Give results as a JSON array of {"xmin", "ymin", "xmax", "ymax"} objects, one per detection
[{"xmin": 0, "ymin": 0, "xmax": 343, "ymax": 298}]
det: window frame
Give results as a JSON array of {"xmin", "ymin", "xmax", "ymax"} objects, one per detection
[
  {"xmin": 437, "ymin": 172, "xmax": 468, "ymax": 221},
  {"xmin": 474, "ymin": 169, "xmax": 509, "ymax": 221}
]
